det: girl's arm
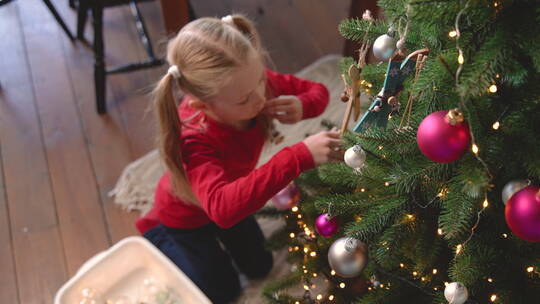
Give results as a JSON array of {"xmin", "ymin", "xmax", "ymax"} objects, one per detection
[
  {"xmin": 266, "ymin": 70, "xmax": 329, "ymax": 119},
  {"xmin": 184, "ymin": 137, "xmax": 315, "ymax": 228}
]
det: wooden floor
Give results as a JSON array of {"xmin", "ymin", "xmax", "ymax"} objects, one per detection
[{"xmin": 0, "ymin": 0, "xmax": 349, "ymax": 302}]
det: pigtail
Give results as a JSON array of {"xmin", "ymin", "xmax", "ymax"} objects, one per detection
[
  {"xmin": 229, "ymin": 15, "xmax": 262, "ymax": 51},
  {"xmin": 152, "ymin": 74, "xmax": 198, "ymax": 204}
]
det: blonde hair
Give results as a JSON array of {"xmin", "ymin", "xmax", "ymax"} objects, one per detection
[{"xmin": 152, "ymin": 15, "xmax": 265, "ymax": 204}]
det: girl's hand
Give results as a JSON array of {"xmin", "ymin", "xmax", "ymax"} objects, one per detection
[
  {"xmin": 264, "ymin": 95, "xmax": 303, "ymax": 124},
  {"xmin": 302, "ymin": 129, "xmax": 343, "ymax": 165}
]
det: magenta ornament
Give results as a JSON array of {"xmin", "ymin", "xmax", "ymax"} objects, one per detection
[
  {"xmin": 505, "ymin": 186, "xmax": 540, "ymax": 242},
  {"xmin": 315, "ymin": 213, "xmax": 339, "ymax": 237},
  {"xmin": 272, "ymin": 183, "xmax": 300, "ymax": 210},
  {"xmin": 416, "ymin": 110, "xmax": 471, "ymax": 163}
]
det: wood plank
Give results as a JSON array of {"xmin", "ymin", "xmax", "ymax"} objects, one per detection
[
  {"xmin": 0, "ymin": 123, "xmax": 19, "ymax": 303},
  {"xmin": 53, "ymin": 1, "xmax": 141, "ymax": 243},
  {"xmin": 0, "ymin": 3, "xmax": 67, "ymax": 303},
  {"xmin": 17, "ymin": 0, "xmax": 110, "ymax": 275}
]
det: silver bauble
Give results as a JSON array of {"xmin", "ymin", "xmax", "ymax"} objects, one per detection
[
  {"xmin": 502, "ymin": 180, "xmax": 529, "ymax": 205},
  {"xmin": 327, "ymin": 237, "xmax": 368, "ymax": 278},
  {"xmin": 444, "ymin": 282, "xmax": 469, "ymax": 304},
  {"xmin": 344, "ymin": 145, "xmax": 366, "ymax": 169},
  {"xmin": 373, "ymin": 34, "xmax": 396, "ymax": 61}
]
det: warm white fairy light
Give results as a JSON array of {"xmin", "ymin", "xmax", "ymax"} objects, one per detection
[
  {"xmin": 316, "ymin": 294, "xmax": 323, "ymax": 300},
  {"xmin": 295, "ymin": 301, "xmax": 300, "ymax": 304},
  {"xmin": 490, "ymin": 294, "xmax": 497, "ymax": 302},
  {"xmin": 502, "ymin": 233, "xmax": 508, "ymax": 238},
  {"xmin": 303, "ymin": 269, "xmax": 308, "ymax": 274},
  {"xmin": 310, "ymin": 251, "xmax": 317, "ymax": 257},
  {"xmin": 329, "ymin": 295, "xmax": 335, "ymax": 301},
  {"xmin": 312, "ymin": 273, "xmax": 317, "ymax": 277},
  {"xmin": 488, "ymin": 84, "xmax": 498, "ymax": 93},
  {"xmin": 289, "ymin": 233, "xmax": 295, "ymax": 238},
  {"xmin": 400, "ymin": 263, "xmax": 405, "ymax": 268},
  {"xmin": 527, "ymin": 266, "xmax": 534, "ymax": 273},
  {"xmin": 378, "ymin": 145, "xmax": 383, "ymax": 150},
  {"xmin": 304, "ymin": 247, "xmax": 309, "ymax": 253},
  {"xmin": 385, "ymin": 182, "xmax": 390, "ymax": 186},
  {"xmin": 456, "ymin": 244, "xmax": 463, "ymax": 254},
  {"xmin": 492, "ymin": 121, "xmax": 500, "ymax": 130},
  {"xmin": 291, "ymin": 206, "xmax": 299, "ymax": 212},
  {"xmin": 297, "ymin": 214, "xmax": 302, "ymax": 219},
  {"xmin": 448, "ymin": 30, "xmax": 457, "ymax": 38},
  {"xmin": 487, "ymin": 278, "xmax": 493, "ymax": 282},
  {"xmin": 303, "ymin": 285, "xmax": 309, "ymax": 291},
  {"xmin": 360, "ymin": 188, "xmax": 366, "ymax": 192},
  {"xmin": 438, "ymin": 228, "xmax": 443, "ymax": 235},
  {"xmin": 432, "ymin": 269, "xmax": 438, "ymax": 274},
  {"xmin": 458, "ymin": 52, "xmax": 464, "ymax": 64},
  {"xmin": 472, "ymin": 144, "xmax": 479, "ymax": 154},
  {"xmin": 483, "ymin": 198, "xmax": 489, "ymax": 208},
  {"xmin": 331, "ymin": 270, "xmax": 336, "ymax": 276},
  {"xmin": 339, "ymin": 282, "xmax": 346, "ymax": 288},
  {"xmin": 412, "ymin": 271, "xmax": 418, "ymax": 276}
]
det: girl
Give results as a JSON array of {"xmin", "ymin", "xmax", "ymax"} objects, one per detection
[{"xmin": 137, "ymin": 15, "xmax": 342, "ymax": 303}]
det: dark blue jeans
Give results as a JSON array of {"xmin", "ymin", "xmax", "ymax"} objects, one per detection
[{"xmin": 144, "ymin": 216, "xmax": 273, "ymax": 304}]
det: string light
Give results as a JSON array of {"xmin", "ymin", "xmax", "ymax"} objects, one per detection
[
  {"xmin": 316, "ymin": 294, "xmax": 323, "ymax": 300},
  {"xmin": 490, "ymin": 294, "xmax": 497, "ymax": 302},
  {"xmin": 487, "ymin": 278, "xmax": 493, "ymax": 282},
  {"xmin": 412, "ymin": 271, "xmax": 418, "ymax": 276},
  {"xmin": 472, "ymin": 144, "xmax": 479, "ymax": 154},
  {"xmin": 360, "ymin": 188, "xmax": 366, "ymax": 192},
  {"xmin": 331, "ymin": 270, "xmax": 336, "ymax": 276},
  {"xmin": 289, "ymin": 233, "xmax": 295, "ymax": 238},
  {"xmin": 312, "ymin": 273, "xmax": 317, "ymax": 277},
  {"xmin": 339, "ymin": 283, "xmax": 346, "ymax": 288},
  {"xmin": 329, "ymin": 295, "xmax": 335, "ymax": 301},
  {"xmin": 303, "ymin": 285, "xmax": 309, "ymax": 291},
  {"xmin": 385, "ymin": 182, "xmax": 390, "ymax": 186},
  {"xmin": 432, "ymin": 269, "xmax": 438, "ymax": 274},
  {"xmin": 458, "ymin": 52, "xmax": 464, "ymax": 64},
  {"xmin": 527, "ymin": 266, "xmax": 534, "ymax": 273},
  {"xmin": 488, "ymin": 84, "xmax": 498, "ymax": 93},
  {"xmin": 406, "ymin": 214, "xmax": 415, "ymax": 220},
  {"xmin": 400, "ymin": 263, "xmax": 405, "ymax": 268},
  {"xmin": 456, "ymin": 244, "xmax": 463, "ymax": 254},
  {"xmin": 492, "ymin": 121, "xmax": 500, "ymax": 130},
  {"xmin": 502, "ymin": 233, "xmax": 508, "ymax": 238},
  {"xmin": 304, "ymin": 247, "xmax": 309, "ymax": 253},
  {"xmin": 355, "ymin": 215, "xmax": 363, "ymax": 222},
  {"xmin": 378, "ymin": 145, "xmax": 383, "ymax": 150},
  {"xmin": 448, "ymin": 30, "xmax": 457, "ymax": 38},
  {"xmin": 288, "ymin": 247, "xmax": 293, "ymax": 252},
  {"xmin": 310, "ymin": 251, "xmax": 317, "ymax": 257},
  {"xmin": 438, "ymin": 228, "xmax": 443, "ymax": 235},
  {"xmin": 483, "ymin": 198, "xmax": 489, "ymax": 208},
  {"xmin": 291, "ymin": 206, "xmax": 299, "ymax": 212},
  {"xmin": 294, "ymin": 246, "xmax": 300, "ymax": 251},
  {"xmin": 297, "ymin": 214, "xmax": 302, "ymax": 219},
  {"xmin": 421, "ymin": 277, "xmax": 426, "ymax": 281},
  {"xmin": 295, "ymin": 302, "xmax": 300, "ymax": 304}
]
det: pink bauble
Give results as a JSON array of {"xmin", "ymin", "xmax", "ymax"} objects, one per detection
[
  {"xmin": 272, "ymin": 183, "xmax": 300, "ymax": 210},
  {"xmin": 505, "ymin": 186, "xmax": 540, "ymax": 242},
  {"xmin": 315, "ymin": 213, "xmax": 339, "ymax": 237},
  {"xmin": 416, "ymin": 110, "xmax": 471, "ymax": 163}
]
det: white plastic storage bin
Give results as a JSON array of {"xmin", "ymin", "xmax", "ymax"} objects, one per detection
[{"xmin": 54, "ymin": 236, "xmax": 211, "ymax": 304}]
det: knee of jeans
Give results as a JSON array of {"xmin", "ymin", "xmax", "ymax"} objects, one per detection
[{"xmin": 244, "ymin": 250, "xmax": 273, "ymax": 279}]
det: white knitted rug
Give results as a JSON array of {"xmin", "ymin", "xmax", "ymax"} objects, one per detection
[{"xmin": 109, "ymin": 54, "xmax": 360, "ymax": 302}]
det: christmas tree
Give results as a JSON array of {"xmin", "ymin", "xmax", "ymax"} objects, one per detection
[{"xmin": 260, "ymin": 0, "xmax": 540, "ymax": 303}]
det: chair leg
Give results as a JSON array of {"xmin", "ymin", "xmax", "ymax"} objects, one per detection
[
  {"xmin": 92, "ymin": 4, "xmax": 106, "ymax": 114},
  {"xmin": 42, "ymin": 0, "xmax": 75, "ymax": 40},
  {"xmin": 76, "ymin": 1, "xmax": 88, "ymax": 40}
]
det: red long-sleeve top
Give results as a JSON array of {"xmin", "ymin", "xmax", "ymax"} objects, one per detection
[{"xmin": 136, "ymin": 70, "xmax": 329, "ymax": 234}]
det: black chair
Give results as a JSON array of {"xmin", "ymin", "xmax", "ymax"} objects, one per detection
[
  {"xmin": 0, "ymin": 0, "xmax": 75, "ymax": 41},
  {"xmin": 75, "ymin": 0, "xmax": 170, "ymax": 114}
]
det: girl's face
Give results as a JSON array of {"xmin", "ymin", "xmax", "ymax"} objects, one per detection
[{"xmin": 202, "ymin": 51, "xmax": 267, "ymax": 129}]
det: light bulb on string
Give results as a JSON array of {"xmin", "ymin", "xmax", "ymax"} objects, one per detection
[{"xmin": 492, "ymin": 121, "xmax": 500, "ymax": 130}]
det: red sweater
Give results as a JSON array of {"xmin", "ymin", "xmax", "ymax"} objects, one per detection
[{"xmin": 136, "ymin": 70, "xmax": 329, "ymax": 233}]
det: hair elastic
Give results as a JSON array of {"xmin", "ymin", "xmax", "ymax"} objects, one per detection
[
  {"xmin": 167, "ymin": 65, "xmax": 181, "ymax": 79},
  {"xmin": 221, "ymin": 15, "xmax": 234, "ymax": 24}
]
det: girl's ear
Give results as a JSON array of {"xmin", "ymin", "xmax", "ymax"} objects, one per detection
[{"xmin": 188, "ymin": 98, "xmax": 208, "ymax": 111}]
